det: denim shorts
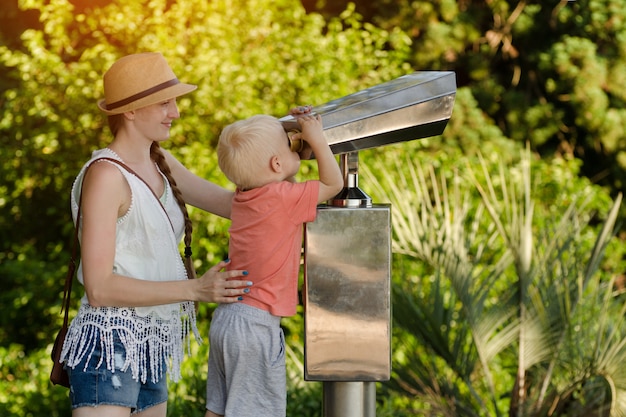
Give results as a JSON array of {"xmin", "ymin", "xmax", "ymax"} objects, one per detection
[{"xmin": 66, "ymin": 332, "xmax": 168, "ymax": 413}]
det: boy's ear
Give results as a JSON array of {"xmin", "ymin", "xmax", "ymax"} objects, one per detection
[{"xmin": 270, "ymin": 155, "xmax": 282, "ymax": 173}]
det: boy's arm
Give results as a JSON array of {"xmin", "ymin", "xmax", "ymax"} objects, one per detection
[{"xmin": 297, "ymin": 115, "xmax": 343, "ymax": 203}]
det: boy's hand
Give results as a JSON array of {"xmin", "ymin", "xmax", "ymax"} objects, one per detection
[
  {"xmin": 296, "ymin": 114, "xmax": 325, "ymax": 148},
  {"xmin": 293, "ymin": 114, "xmax": 343, "ymax": 204}
]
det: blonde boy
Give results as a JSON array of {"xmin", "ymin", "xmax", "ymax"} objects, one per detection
[{"xmin": 205, "ymin": 113, "xmax": 343, "ymax": 417}]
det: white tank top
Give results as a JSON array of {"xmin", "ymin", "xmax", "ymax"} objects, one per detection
[{"xmin": 60, "ymin": 148, "xmax": 199, "ymax": 383}]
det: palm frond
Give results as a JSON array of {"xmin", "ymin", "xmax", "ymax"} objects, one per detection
[{"xmin": 362, "ymin": 145, "xmax": 625, "ymax": 416}]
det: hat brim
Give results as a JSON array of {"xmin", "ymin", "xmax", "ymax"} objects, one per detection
[{"xmin": 97, "ymin": 82, "xmax": 197, "ymax": 115}]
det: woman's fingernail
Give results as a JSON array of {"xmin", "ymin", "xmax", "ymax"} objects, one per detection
[
  {"xmin": 242, "ymin": 270, "xmax": 249, "ymax": 276},
  {"xmin": 224, "ymin": 258, "xmax": 231, "ymax": 263},
  {"xmin": 244, "ymin": 288, "xmax": 250, "ymax": 293},
  {"xmin": 247, "ymin": 281, "xmax": 253, "ymax": 286},
  {"xmin": 238, "ymin": 296, "xmax": 243, "ymax": 301}
]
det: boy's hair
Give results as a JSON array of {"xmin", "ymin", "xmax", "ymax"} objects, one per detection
[{"xmin": 218, "ymin": 114, "xmax": 285, "ymax": 190}]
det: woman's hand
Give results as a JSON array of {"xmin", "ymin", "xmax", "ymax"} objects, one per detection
[{"xmin": 194, "ymin": 259, "xmax": 252, "ymax": 304}]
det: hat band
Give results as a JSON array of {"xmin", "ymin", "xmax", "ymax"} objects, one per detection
[{"xmin": 106, "ymin": 78, "xmax": 180, "ymax": 110}]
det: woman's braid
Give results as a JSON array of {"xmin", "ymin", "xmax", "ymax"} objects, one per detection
[{"xmin": 150, "ymin": 142, "xmax": 197, "ymax": 280}]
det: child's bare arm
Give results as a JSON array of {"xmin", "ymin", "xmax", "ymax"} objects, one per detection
[{"xmin": 297, "ymin": 115, "xmax": 343, "ymax": 203}]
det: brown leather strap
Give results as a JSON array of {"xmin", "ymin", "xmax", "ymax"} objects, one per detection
[
  {"xmin": 61, "ymin": 204, "xmax": 80, "ymax": 327},
  {"xmin": 105, "ymin": 78, "xmax": 180, "ymax": 110}
]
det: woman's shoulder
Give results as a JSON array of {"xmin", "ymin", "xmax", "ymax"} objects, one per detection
[
  {"xmin": 82, "ymin": 149, "xmax": 131, "ymax": 182},
  {"xmin": 84, "ymin": 158, "xmax": 125, "ymax": 183},
  {"xmin": 78, "ymin": 152, "xmax": 130, "ymax": 200}
]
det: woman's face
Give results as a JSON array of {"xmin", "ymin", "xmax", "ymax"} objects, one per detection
[{"xmin": 132, "ymin": 99, "xmax": 180, "ymax": 142}]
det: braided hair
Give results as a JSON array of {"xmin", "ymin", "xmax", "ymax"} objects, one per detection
[{"xmin": 150, "ymin": 141, "xmax": 197, "ymax": 280}]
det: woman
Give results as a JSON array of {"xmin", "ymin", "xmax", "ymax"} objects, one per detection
[{"xmin": 59, "ymin": 52, "xmax": 279, "ymax": 417}]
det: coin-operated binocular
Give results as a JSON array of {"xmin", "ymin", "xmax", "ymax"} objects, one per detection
[{"xmin": 280, "ymin": 71, "xmax": 456, "ymax": 417}]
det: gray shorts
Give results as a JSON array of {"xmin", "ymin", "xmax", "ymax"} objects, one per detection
[{"xmin": 206, "ymin": 303, "xmax": 286, "ymax": 417}]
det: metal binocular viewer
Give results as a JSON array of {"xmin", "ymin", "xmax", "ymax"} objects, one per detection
[{"xmin": 280, "ymin": 71, "xmax": 456, "ymax": 417}]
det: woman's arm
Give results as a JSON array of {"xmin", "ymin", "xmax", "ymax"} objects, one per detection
[
  {"xmin": 79, "ymin": 162, "xmax": 248, "ymax": 307},
  {"xmin": 163, "ymin": 149, "xmax": 234, "ymax": 219}
]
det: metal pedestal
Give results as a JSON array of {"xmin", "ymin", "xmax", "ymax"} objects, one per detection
[
  {"xmin": 323, "ymin": 382, "xmax": 377, "ymax": 417},
  {"xmin": 292, "ymin": 70, "xmax": 457, "ymax": 417}
]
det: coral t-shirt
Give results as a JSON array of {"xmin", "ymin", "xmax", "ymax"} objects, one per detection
[{"xmin": 227, "ymin": 180, "xmax": 320, "ymax": 317}]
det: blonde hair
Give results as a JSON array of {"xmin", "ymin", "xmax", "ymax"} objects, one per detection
[{"xmin": 217, "ymin": 115, "xmax": 285, "ymax": 190}]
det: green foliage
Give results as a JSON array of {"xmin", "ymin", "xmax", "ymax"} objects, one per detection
[
  {"xmin": 362, "ymin": 145, "xmax": 626, "ymax": 416},
  {"xmin": 0, "ymin": 0, "xmax": 411, "ymax": 415},
  {"xmin": 0, "ymin": 344, "xmax": 70, "ymax": 417},
  {"xmin": 309, "ymin": 0, "xmax": 626, "ymax": 197},
  {"xmin": 0, "ymin": 244, "xmax": 75, "ymax": 351},
  {"xmin": 3, "ymin": 0, "xmax": 626, "ymax": 415},
  {"xmin": 0, "ymin": 0, "xmax": 412, "ymax": 264}
]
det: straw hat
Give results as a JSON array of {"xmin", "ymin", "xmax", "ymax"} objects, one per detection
[{"xmin": 97, "ymin": 52, "xmax": 197, "ymax": 115}]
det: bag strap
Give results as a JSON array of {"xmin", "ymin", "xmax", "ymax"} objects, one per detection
[
  {"xmin": 60, "ymin": 202, "xmax": 80, "ymax": 328},
  {"xmin": 60, "ymin": 156, "xmax": 178, "ymax": 322}
]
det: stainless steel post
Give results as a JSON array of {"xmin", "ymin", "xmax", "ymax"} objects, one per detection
[
  {"xmin": 294, "ymin": 71, "xmax": 457, "ymax": 417},
  {"xmin": 323, "ymin": 381, "xmax": 377, "ymax": 417},
  {"xmin": 304, "ymin": 153, "xmax": 391, "ymax": 417}
]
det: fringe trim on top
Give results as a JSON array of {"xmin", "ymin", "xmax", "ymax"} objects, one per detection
[{"xmin": 60, "ymin": 301, "xmax": 200, "ymax": 384}]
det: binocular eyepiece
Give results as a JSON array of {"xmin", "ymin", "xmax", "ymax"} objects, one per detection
[{"xmin": 286, "ymin": 130, "xmax": 305, "ymax": 153}]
